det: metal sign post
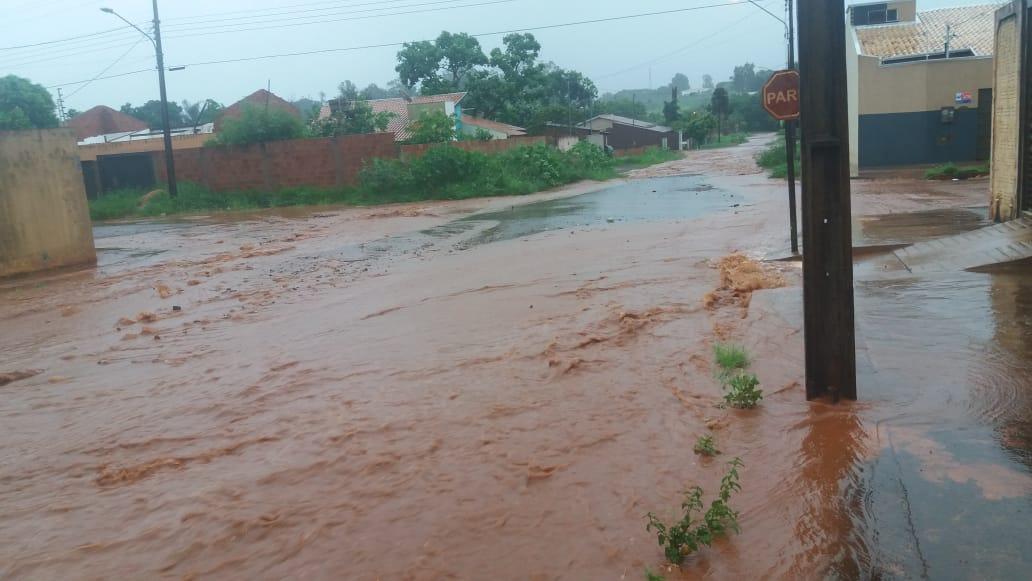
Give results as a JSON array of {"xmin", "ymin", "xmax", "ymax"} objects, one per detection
[{"xmin": 762, "ymin": 69, "xmax": 801, "ymax": 255}]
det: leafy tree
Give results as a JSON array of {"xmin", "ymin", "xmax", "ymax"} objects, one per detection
[
  {"xmin": 120, "ymin": 100, "xmax": 186, "ymax": 129},
  {"xmin": 396, "ymin": 31, "xmax": 487, "ymax": 93},
  {"xmin": 490, "ymin": 33, "xmax": 540, "ymax": 78},
  {"xmin": 702, "ymin": 74, "xmax": 714, "ymax": 90},
  {"xmin": 727, "ymin": 93, "xmax": 779, "ymax": 133},
  {"xmin": 710, "ymin": 88, "xmax": 731, "ymax": 140},
  {"xmin": 291, "ymin": 97, "xmax": 323, "ymax": 122},
  {"xmin": 675, "ymin": 111, "xmax": 716, "ymax": 148},
  {"xmin": 671, "ymin": 73, "xmax": 690, "ymax": 92},
  {"xmin": 181, "ymin": 99, "xmax": 224, "ymax": 127},
  {"xmin": 663, "ymin": 86, "xmax": 680, "ymax": 124},
  {"xmin": 406, "ymin": 110, "xmax": 456, "ymax": 144},
  {"xmin": 597, "ymin": 98, "xmax": 647, "ymax": 119},
  {"xmin": 0, "ymin": 75, "xmax": 58, "ymax": 130},
  {"xmin": 311, "ymin": 86, "xmax": 394, "ymax": 137},
  {"xmin": 358, "ymin": 82, "xmax": 401, "ymax": 100},
  {"xmin": 65, "ymin": 108, "xmax": 81, "ymax": 119},
  {"xmin": 460, "ymin": 127, "xmax": 494, "ymax": 141},
  {"xmin": 731, "ymin": 63, "xmax": 773, "ymax": 94},
  {"xmin": 214, "ymin": 105, "xmax": 305, "ymax": 146}
]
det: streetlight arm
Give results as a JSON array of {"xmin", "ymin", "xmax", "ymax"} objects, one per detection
[
  {"xmin": 748, "ymin": 0, "xmax": 787, "ymax": 28},
  {"xmin": 100, "ymin": 8, "xmax": 156, "ymax": 48}
]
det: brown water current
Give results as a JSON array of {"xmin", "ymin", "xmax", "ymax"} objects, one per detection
[{"xmin": 1, "ymin": 136, "xmax": 1029, "ymax": 579}]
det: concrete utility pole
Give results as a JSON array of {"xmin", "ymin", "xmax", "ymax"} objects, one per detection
[
  {"xmin": 101, "ymin": 1, "xmax": 178, "ymax": 198},
  {"xmin": 56, "ymin": 88, "xmax": 67, "ymax": 124},
  {"xmin": 797, "ymin": 0, "xmax": 857, "ymax": 401}
]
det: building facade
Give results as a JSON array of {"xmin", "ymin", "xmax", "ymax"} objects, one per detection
[
  {"xmin": 577, "ymin": 115, "xmax": 681, "ymax": 151},
  {"xmin": 846, "ymin": 1, "xmax": 997, "ymax": 175}
]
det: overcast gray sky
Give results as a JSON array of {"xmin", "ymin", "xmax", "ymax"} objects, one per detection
[{"xmin": 0, "ymin": 0, "xmax": 993, "ymax": 110}]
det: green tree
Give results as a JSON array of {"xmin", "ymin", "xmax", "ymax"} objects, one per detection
[
  {"xmin": 406, "ymin": 110, "xmax": 456, "ymax": 144},
  {"xmin": 214, "ymin": 105, "xmax": 305, "ymax": 146},
  {"xmin": 671, "ymin": 73, "xmax": 690, "ymax": 92},
  {"xmin": 710, "ymin": 88, "xmax": 731, "ymax": 140},
  {"xmin": 597, "ymin": 98, "xmax": 647, "ymax": 119},
  {"xmin": 396, "ymin": 31, "xmax": 487, "ymax": 93},
  {"xmin": 663, "ymin": 86, "xmax": 680, "ymax": 124},
  {"xmin": 120, "ymin": 100, "xmax": 186, "ymax": 129},
  {"xmin": 675, "ymin": 111, "xmax": 716, "ymax": 148},
  {"xmin": 702, "ymin": 74, "xmax": 714, "ymax": 90},
  {"xmin": 0, "ymin": 75, "xmax": 58, "ymax": 130},
  {"xmin": 181, "ymin": 99, "xmax": 223, "ymax": 126}
]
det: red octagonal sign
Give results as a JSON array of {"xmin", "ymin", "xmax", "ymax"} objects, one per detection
[{"xmin": 762, "ymin": 70, "xmax": 800, "ymax": 121}]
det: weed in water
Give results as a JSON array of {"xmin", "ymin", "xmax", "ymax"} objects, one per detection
[
  {"xmin": 645, "ymin": 458, "xmax": 744, "ymax": 564},
  {"xmin": 724, "ymin": 373, "xmax": 763, "ymax": 409},
  {"xmin": 645, "ymin": 569, "xmax": 665, "ymax": 581},
  {"xmin": 713, "ymin": 343, "xmax": 749, "ymax": 373},
  {"xmin": 693, "ymin": 434, "xmax": 720, "ymax": 456}
]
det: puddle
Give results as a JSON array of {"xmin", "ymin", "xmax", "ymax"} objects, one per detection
[{"xmin": 857, "ymin": 207, "xmax": 989, "ymax": 245}]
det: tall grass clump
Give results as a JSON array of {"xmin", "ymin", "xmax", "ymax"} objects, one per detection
[{"xmin": 755, "ymin": 139, "xmax": 800, "ymax": 179}]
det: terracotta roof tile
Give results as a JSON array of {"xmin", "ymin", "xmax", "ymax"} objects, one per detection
[
  {"xmin": 855, "ymin": 4, "xmax": 1001, "ymax": 59},
  {"xmin": 66, "ymin": 106, "xmax": 148, "ymax": 140}
]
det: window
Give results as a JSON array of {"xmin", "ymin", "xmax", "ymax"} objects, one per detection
[{"xmin": 869, "ymin": 10, "xmax": 887, "ymax": 24}]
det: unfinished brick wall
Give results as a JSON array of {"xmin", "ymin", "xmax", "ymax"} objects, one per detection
[
  {"xmin": 153, "ymin": 133, "xmax": 398, "ymax": 192},
  {"xmin": 399, "ymin": 135, "xmax": 546, "ymax": 158}
]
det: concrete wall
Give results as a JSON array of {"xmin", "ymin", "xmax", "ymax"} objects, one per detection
[
  {"xmin": 858, "ymin": 55, "xmax": 994, "ymax": 115},
  {"xmin": 855, "ymin": 55, "xmax": 994, "ymax": 168},
  {"xmin": 847, "ymin": 23, "xmax": 861, "ymax": 176},
  {"xmin": 991, "ymin": 8, "xmax": 1021, "ymax": 221},
  {"xmin": 0, "ymin": 129, "xmax": 96, "ymax": 277}
]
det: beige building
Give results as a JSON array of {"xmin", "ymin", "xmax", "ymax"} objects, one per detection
[
  {"xmin": 846, "ymin": 1, "xmax": 997, "ymax": 176},
  {"xmin": 989, "ymin": 0, "xmax": 1031, "ymax": 221}
]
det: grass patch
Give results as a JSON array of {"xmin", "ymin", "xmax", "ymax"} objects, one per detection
[
  {"xmin": 89, "ymin": 142, "xmax": 619, "ymax": 221},
  {"xmin": 924, "ymin": 162, "xmax": 989, "ymax": 180},
  {"xmin": 713, "ymin": 343, "xmax": 749, "ymax": 372},
  {"xmin": 645, "ymin": 458, "xmax": 744, "ymax": 565},
  {"xmin": 700, "ymin": 132, "xmax": 748, "ymax": 150},
  {"xmin": 755, "ymin": 138, "xmax": 800, "ymax": 179},
  {"xmin": 693, "ymin": 435, "xmax": 719, "ymax": 457},
  {"xmin": 615, "ymin": 146, "xmax": 681, "ymax": 168}
]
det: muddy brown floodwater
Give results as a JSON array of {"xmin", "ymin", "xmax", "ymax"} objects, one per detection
[{"xmin": 1, "ymin": 135, "xmax": 1029, "ymax": 579}]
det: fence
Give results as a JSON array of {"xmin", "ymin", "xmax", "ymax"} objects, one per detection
[{"xmin": 398, "ymin": 135, "xmax": 546, "ymax": 158}]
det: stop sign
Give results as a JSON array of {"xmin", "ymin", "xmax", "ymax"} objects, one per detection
[{"xmin": 762, "ymin": 70, "xmax": 800, "ymax": 121}]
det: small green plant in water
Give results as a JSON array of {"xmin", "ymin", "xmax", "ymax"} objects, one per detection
[
  {"xmin": 713, "ymin": 343, "xmax": 749, "ymax": 373},
  {"xmin": 645, "ymin": 458, "xmax": 744, "ymax": 564},
  {"xmin": 693, "ymin": 434, "xmax": 719, "ymax": 456},
  {"xmin": 724, "ymin": 373, "xmax": 763, "ymax": 408},
  {"xmin": 644, "ymin": 568, "xmax": 665, "ymax": 581}
]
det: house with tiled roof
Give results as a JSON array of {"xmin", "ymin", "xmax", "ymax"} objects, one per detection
[
  {"xmin": 846, "ymin": 0, "xmax": 1000, "ymax": 174},
  {"xmin": 319, "ymin": 92, "xmax": 467, "ymax": 142},
  {"xmin": 460, "ymin": 116, "xmax": 526, "ymax": 139},
  {"xmin": 66, "ymin": 106, "xmax": 148, "ymax": 141},
  {"xmin": 216, "ymin": 89, "xmax": 301, "ymax": 132}
]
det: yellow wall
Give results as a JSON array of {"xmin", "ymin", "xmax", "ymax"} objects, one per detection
[
  {"xmin": 991, "ymin": 13, "xmax": 1020, "ymax": 221},
  {"xmin": 858, "ymin": 55, "xmax": 994, "ymax": 115},
  {"xmin": 847, "ymin": 25, "xmax": 861, "ymax": 176},
  {"xmin": 78, "ymin": 132, "xmax": 210, "ymax": 161},
  {"xmin": 0, "ymin": 129, "xmax": 96, "ymax": 277}
]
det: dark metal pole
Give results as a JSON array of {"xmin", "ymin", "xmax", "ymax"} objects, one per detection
[
  {"xmin": 152, "ymin": 0, "xmax": 177, "ymax": 198},
  {"xmin": 786, "ymin": 0, "xmax": 799, "ymax": 254},
  {"xmin": 798, "ymin": 0, "xmax": 856, "ymax": 401}
]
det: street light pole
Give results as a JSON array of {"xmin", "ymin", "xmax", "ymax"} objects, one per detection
[{"xmin": 101, "ymin": 2, "xmax": 177, "ymax": 198}]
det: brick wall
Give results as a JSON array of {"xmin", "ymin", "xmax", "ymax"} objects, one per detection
[
  {"xmin": 153, "ymin": 132, "xmax": 398, "ymax": 192},
  {"xmin": 399, "ymin": 135, "xmax": 546, "ymax": 158}
]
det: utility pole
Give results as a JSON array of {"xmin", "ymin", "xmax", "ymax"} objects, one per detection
[
  {"xmin": 797, "ymin": 0, "xmax": 857, "ymax": 401},
  {"xmin": 944, "ymin": 23, "xmax": 954, "ymax": 58},
  {"xmin": 101, "ymin": 1, "xmax": 178, "ymax": 198},
  {"xmin": 786, "ymin": 0, "xmax": 799, "ymax": 254},
  {"xmin": 151, "ymin": 0, "xmax": 177, "ymax": 198},
  {"xmin": 56, "ymin": 88, "xmax": 67, "ymax": 124}
]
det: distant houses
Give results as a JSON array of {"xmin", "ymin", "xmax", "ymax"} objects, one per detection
[
  {"xmin": 214, "ymin": 89, "xmax": 302, "ymax": 131},
  {"xmin": 66, "ymin": 106, "xmax": 148, "ymax": 141}
]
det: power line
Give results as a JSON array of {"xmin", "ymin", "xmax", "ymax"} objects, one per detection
[
  {"xmin": 162, "ymin": 0, "xmax": 421, "ymax": 23},
  {"xmin": 47, "ymin": 1, "xmax": 753, "ymax": 89},
  {"xmin": 162, "ymin": 0, "xmax": 455, "ymax": 27},
  {"xmin": 0, "ymin": 24, "xmax": 132, "ymax": 51},
  {"xmin": 65, "ymin": 37, "xmax": 147, "ymax": 99},
  {"xmin": 164, "ymin": 0, "xmax": 519, "ymax": 40}
]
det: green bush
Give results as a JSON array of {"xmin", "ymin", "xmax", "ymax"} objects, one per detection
[
  {"xmin": 724, "ymin": 373, "xmax": 763, "ymax": 409},
  {"xmin": 215, "ymin": 105, "xmax": 306, "ymax": 146},
  {"xmin": 925, "ymin": 162, "xmax": 989, "ymax": 180},
  {"xmin": 645, "ymin": 458, "xmax": 744, "ymax": 564},
  {"xmin": 412, "ymin": 145, "xmax": 488, "ymax": 187},
  {"xmin": 755, "ymin": 138, "xmax": 800, "ymax": 179}
]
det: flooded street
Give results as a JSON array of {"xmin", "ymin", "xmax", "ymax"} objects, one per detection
[{"xmin": 1, "ymin": 136, "xmax": 1029, "ymax": 579}]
